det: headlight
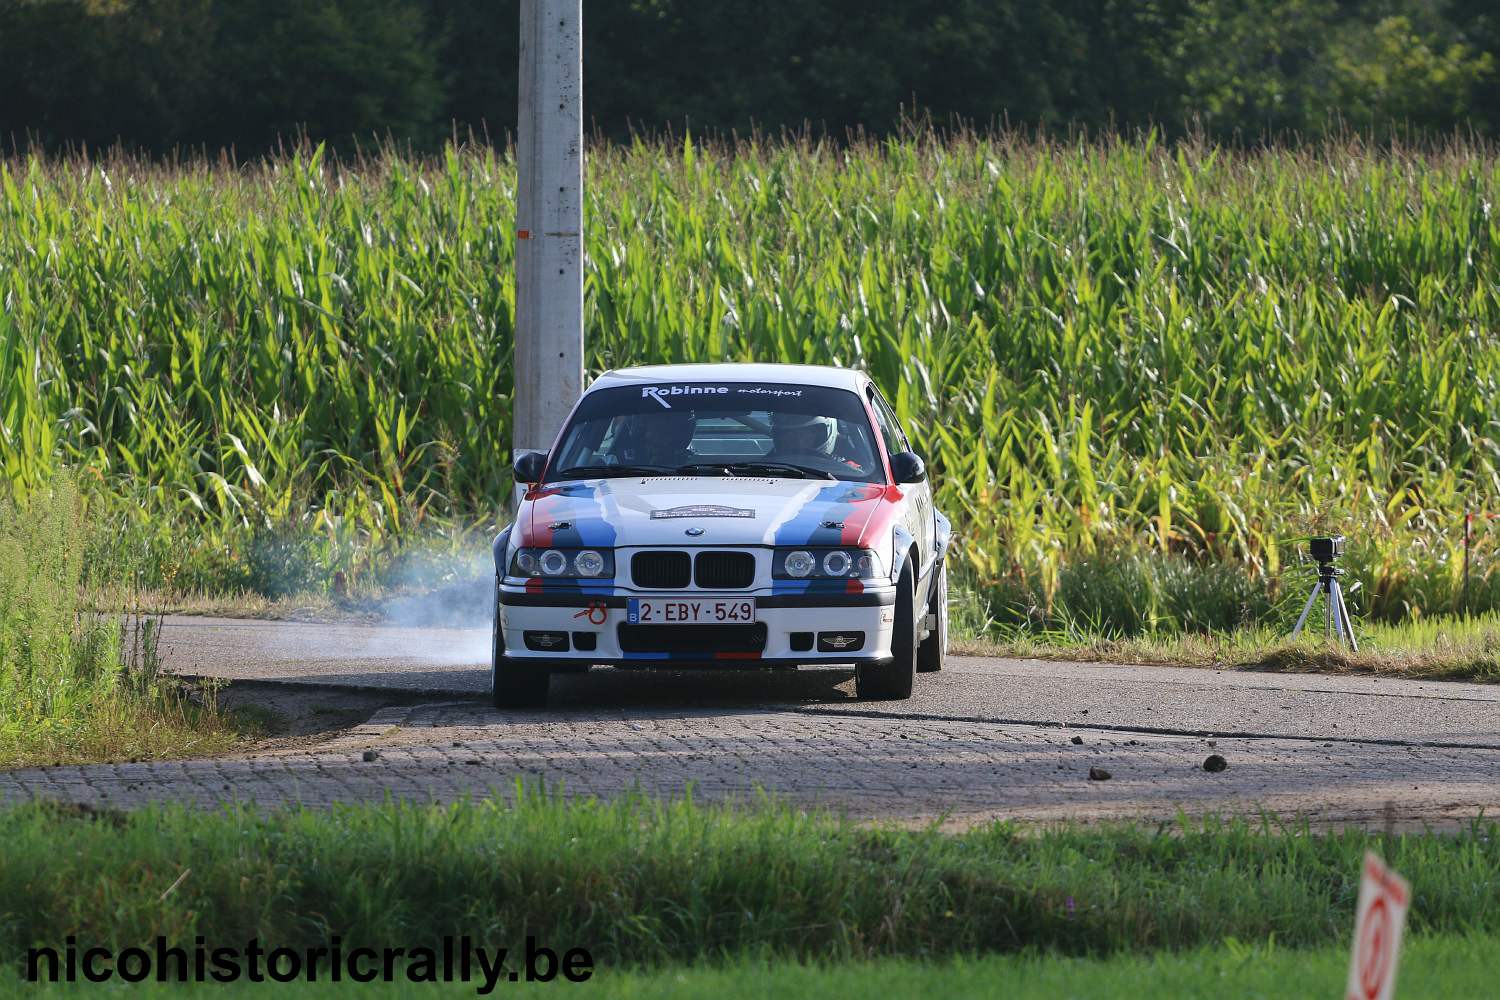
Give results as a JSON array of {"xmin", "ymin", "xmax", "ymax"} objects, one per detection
[
  {"xmin": 774, "ymin": 548, "xmax": 882, "ymax": 579},
  {"xmin": 509, "ymin": 547, "xmax": 616, "ymax": 579},
  {"xmin": 783, "ymin": 550, "xmax": 816, "ymax": 578}
]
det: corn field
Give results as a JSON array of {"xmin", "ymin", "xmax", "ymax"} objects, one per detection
[{"xmin": 3, "ymin": 135, "xmax": 1499, "ymax": 631}]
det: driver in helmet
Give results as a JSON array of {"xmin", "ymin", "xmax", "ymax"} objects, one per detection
[
  {"xmin": 627, "ymin": 408, "xmax": 698, "ymax": 469},
  {"xmin": 771, "ymin": 412, "xmax": 842, "ymax": 468}
]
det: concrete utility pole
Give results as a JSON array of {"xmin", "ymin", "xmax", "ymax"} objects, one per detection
[{"xmin": 513, "ymin": 0, "xmax": 584, "ymax": 496}]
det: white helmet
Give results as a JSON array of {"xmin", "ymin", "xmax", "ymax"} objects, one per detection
[{"xmin": 772, "ymin": 412, "xmax": 837, "ymax": 457}]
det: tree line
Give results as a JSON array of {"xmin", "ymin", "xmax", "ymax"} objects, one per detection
[{"xmin": 1, "ymin": 0, "xmax": 1495, "ymax": 154}]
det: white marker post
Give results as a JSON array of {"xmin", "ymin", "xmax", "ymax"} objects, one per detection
[
  {"xmin": 513, "ymin": 0, "xmax": 584, "ymax": 506},
  {"xmin": 1346, "ymin": 851, "xmax": 1410, "ymax": 1000}
]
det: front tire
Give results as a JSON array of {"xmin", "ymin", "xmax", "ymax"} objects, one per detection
[
  {"xmin": 491, "ymin": 582, "xmax": 550, "ymax": 709},
  {"xmin": 917, "ymin": 559, "xmax": 947, "ymax": 673},
  {"xmin": 856, "ymin": 563, "xmax": 917, "ymax": 700}
]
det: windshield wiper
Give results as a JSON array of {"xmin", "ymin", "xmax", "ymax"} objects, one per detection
[
  {"xmin": 555, "ymin": 464, "xmax": 676, "ymax": 479},
  {"xmin": 674, "ymin": 461, "xmax": 834, "ymax": 480}
]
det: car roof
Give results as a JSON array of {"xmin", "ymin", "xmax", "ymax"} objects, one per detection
[{"xmin": 589, "ymin": 363, "xmax": 868, "ymax": 393}]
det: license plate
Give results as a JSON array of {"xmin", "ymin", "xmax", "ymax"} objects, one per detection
[{"xmin": 627, "ymin": 598, "xmax": 756, "ymax": 624}]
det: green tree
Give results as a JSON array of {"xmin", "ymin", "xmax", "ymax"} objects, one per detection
[
  {"xmin": 3, "ymin": 0, "xmax": 1499, "ymax": 153},
  {"xmin": 0, "ymin": 0, "xmax": 215, "ymax": 151},
  {"xmin": 418, "ymin": 0, "xmax": 518, "ymax": 142},
  {"xmin": 200, "ymin": 0, "xmax": 444, "ymax": 154},
  {"xmin": 1328, "ymin": 14, "xmax": 1494, "ymax": 133},
  {"xmin": 1439, "ymin": 0, "xmax": 1500, "ymax": 133},
  {"xmin": 1166, "ymin": 0, "xmax": 1345, "ymax": 136}
]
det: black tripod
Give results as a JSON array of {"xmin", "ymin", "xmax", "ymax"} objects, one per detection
[{"xmin": 1290, "ymin": 560, "xmax": 1359, "ymax": 650}]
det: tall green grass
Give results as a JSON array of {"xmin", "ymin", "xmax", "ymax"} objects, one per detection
[
  {"xmin": 4, "ymin": 134, "xmax": 1500, "ymax": 632},
  {"xmin": 0, "ymin": 476, "xmax": 234, "ymax": 766},
  {"xmin": 3, "ymin": 795, "xmax": 1498, "ymax": 966}
]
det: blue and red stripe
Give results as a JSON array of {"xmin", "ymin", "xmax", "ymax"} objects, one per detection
[{"xmin": 518, "ymin": 480, "xmax": 620, "ymax": 594}]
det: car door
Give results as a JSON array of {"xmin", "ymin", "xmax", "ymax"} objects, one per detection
[{"xmin": 867, "ymin": 383, "xmax": 934, "ymax": 587}]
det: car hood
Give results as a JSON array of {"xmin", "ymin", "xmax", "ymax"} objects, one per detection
[{"xmin": 517, "ymin": 476, "xmax": 902, "ymax": 551}]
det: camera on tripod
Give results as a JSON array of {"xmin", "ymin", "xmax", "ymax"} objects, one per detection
[
  {"xmin": 1308, "ymin": 535, "xmax": 1344, "ymax": 566},
  {"xmin": 1291, "ymin": 534, "xmax": 1357, "ymax": 649}
]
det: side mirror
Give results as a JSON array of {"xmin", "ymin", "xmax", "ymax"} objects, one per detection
[
  {"xmin": 890, "ymin": 451, "xmax": 926, "ymax": 484},
  {"xmin": 513, "ymin": 450, "xmax": 548, "ymax": 484}
]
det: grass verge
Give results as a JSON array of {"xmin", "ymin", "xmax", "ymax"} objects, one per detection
[
  {"xmin": 956, "ymin": 611, "xmax": 1500, "ymax": 682},
  {"xmin": 504, "ymin": 937, "xmax": 1498, "ymax": 1000},
  {"xmin": 7, "ymin": 935, "xmax": 1498, "ymax": 997},
  {"xmin": 0, "ymin": 478, "xmax": 239, "ymax": 768},
  {"xmin": 3, "ymin": 794, "xmax": 1497, "ymax": 973}
]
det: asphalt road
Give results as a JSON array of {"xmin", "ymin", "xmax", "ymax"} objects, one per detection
[
  {"xmin": 158, "ymin": 616, "xmax": 1500, "ymax": 748},
  {"xmin": 3, "ymin": 615, "xmax": 1496, "ymax": 829}
]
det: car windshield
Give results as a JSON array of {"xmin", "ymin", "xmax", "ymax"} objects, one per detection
[{"xmin": 548, "ymin": 382, "xmax": 884, "ymax": 483}]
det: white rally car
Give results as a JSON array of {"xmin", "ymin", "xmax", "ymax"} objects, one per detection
[{"xmin": 491, "ymin": 363, "xmax": 951, "ymax": 707}]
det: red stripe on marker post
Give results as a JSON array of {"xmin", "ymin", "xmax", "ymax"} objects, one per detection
[{"xmin": 1346, "ymin": 851, "xmax": 1410, "ymax": 1000}]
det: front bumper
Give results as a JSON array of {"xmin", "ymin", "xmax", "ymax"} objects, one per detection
[{"xmin": 497, "ymin": 584, "xmax": 897, "ymax": 666}]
